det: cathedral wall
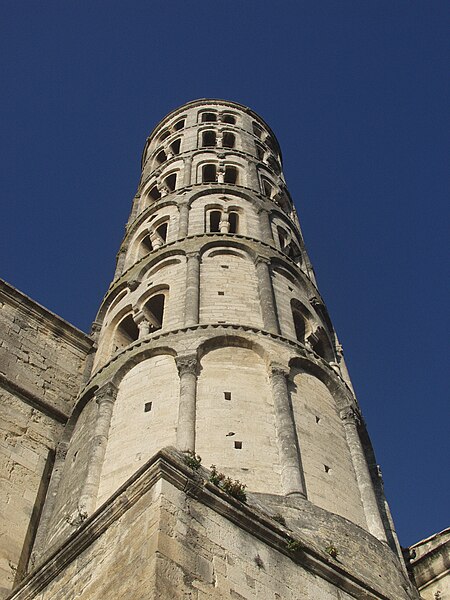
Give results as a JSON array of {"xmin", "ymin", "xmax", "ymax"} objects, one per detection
[
  {"xmin": 199, "ymin": 250, "xmax": 263, "ymax": 327},
  {"xmin": 196, "ymin": 346, "xmax": 283, "ymax": 495},
  {"xmin": 97, "ymin": 355, "xmax": 179, "ymax": 506},
  {"xmin": 0, "ymin": 280, "xmax": 92, "ymax": 598},
  {"xmin": 290, "ymin": 370, "xmax": 367, "ymax": 528}
]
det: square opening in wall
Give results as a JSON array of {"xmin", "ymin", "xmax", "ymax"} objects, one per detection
[
  {"xmin": 144, "ymin": 402, "xmax": 152, "ymax": 412},
  {"xmin": 224, "ymin": 392, "xmax": 231, "ymax": 400},
  {"xmin": 234, "ymin": 441, "xmax": 243, "ymax": 449},
  {"xmin": 218, "ymin": 291, "xmax": 225, "ymax": 295}
]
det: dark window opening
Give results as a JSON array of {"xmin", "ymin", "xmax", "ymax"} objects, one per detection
[
  {"xmin": 315, "ymin": 416, "xmax": 321, "ymax": 424},
  {"xmin": 255, "ymin": 143, "xmax": 265, "ymax": 160},
  {"xmin": 143, "ymin": 294, "xmax": 165, "ymax": 332},
  {"xmin": 222, "ymin": 132, "xmax": 235, "ymax": 149},
  {"xmin": 253, "ymin": 122, "xmax": 263, "ymax": 139},
  {"xmin": 234, "ymin": 441, "xmax": 243, "ymax": 449},
  {"xmin": 173, "ymin": 119, "xmax": 185, "ymax": 131},
  {"xmin": 324, "ymin": 465, "xmax": 330, "ymax": 473},
  {"xmin": 141, "ymin": 234, "xmax": 153, "ymax": 253},
  {"xmin": 292, "ymin": 310, "xmax": 306, "ymax": 344},
  {"xmin": 159, "ymin": 130, "xmax": 170, "ymax": 142},
  {"xmin": 155, "ymin": 150, "xmax": 167, "ymax": 165},
  {"xmin": 222, "ymin": 114, "xmax": 236, "ymax": 124},
  {"xmin": 155, "ymin": 222, "xmax": 168, "ymax": 243},
  {"xmin": 229, "ymin": 212, "xmax": 239, "ymax": 234},
  {"xmin": 115, "ymin": 315, "xmax": 139, "ymax": 349},
  {"xmin": 265, "ymin": 137, "xmax": 277, "ymax": 153},
  {"xmin": 164, "ymin": 173, "xmax": 177, "ymax": 192},
  {"xmin": 277, "ymin": 226, "xmax": 289, "ymax": 250},
  {"xmin": 218, "ymin": 291, "xmax": 224, "ymax": 296},
  {"xmin": 209, "ymin": 210, "xmax": 221, "ymax": 232},
  {"xmin": 262, "ymin": 179, "xmax": 273, "ymax": 198},
  {"xmin": 224, "ymin": 166, "xmax": 238, "ymax": 184},
  {"xmin": 201, "ymin": 112, "xmax": 217, "ymax": 123},
  {"xmin": 224, "ymin": 392, "xmax": 232, "ymax": 400},
  {"xmin": 203, "ymin": 164, "xmax": 217, "ymax": 183},
  {"xmin": 144, "ymin": 402, "xmax": 152, "ymax": 412},
  {"xmin": 149, "ymin": 185, "xmax": 161, "ymax": 201},
  {"xmin": 170, "ymin": 139, "xmax": 181, "ymax": 154},
  {"xmin": 202, "ymin": 130, "xmax": 216, "ymax": 147},
  {"xmin": 268, "ymin": 156, "xmax": 281, "ymax": 175}
]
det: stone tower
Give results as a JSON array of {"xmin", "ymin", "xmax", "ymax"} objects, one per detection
[{"xmin": 10, "ymin": 99, "xmax": 419, "ymax": 599}]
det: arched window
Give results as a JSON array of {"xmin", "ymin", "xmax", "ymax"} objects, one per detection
[
  {"xmin": 169, "ymin": 139, "xmax": 181, "ymax": 154},
  {"xmin": 140, "ymin": 234, "xmax": 153, "ymax": 254},
  {"xmin": 155, "ymin": 149, "xmax": 167, "ymax": 165},
  {"xmin": 164, "ymin": 173, "xmax": 177, "ymax": 192},
  {"xmin": 253, "ymin": 122, "xmax": 264, "ymax": 139},
  {"xmin": 224, "ymin": 166, "xmax": 238, "ymax": 184},
  {"xmin": 114, "ymin": 314, "xmax": 139, "ymax": 352},
  {"xmin": 222, "ymin": 132, "xmax": 235, "ymax": 149},
  {"xmin": 291, "ymin": 300, "xmax": 307, "ymax": 345},
  {"xmin": 209, "ymin": 210, "xmax": 221, "ymax": 233},
  {"xmin": 201, "ymin": 130, "xmax": 216, "ymax": 147},
  {"xmin": 222, "ymin": 113, "xmax": 236, "ymax": 124},
  {"xmin": 201, "ymin": 112, "xmax": 217, "ymax": 123},
  {"xmin": 277, "ymin": 226, "xmax": 289, "ymax": 250},
  {"xmin": 311, "ymin": 329, "xmax": 335, "ymax": 362},
  {"xmin": 202, "ymin": 164, "xmax": 217, "ymax": 183},
  {"xmin": 159, "ymin": 130, "xmax": 170, "ymax": 142},
  {"xmin": 268, "ymin": 156, "xmax": 281, "ymax": 175},
  {"xmin": 229, "ymin": 212, "xmax": 239, "ymax": 234},
  {"xmin": 143, "ymin": 294, "xmax": 165, "ymax": 331},
  {"xmin": 262, "ymin": 177, "xmax": 274, "ymax": 198},
  {"xmin": 149, "ymin": 185, "xmax": 161, "ymax": 201},
  {"xmin": 155, "ymin": 222, "xmax": 168, "ymax": 243},
  {"xmin": 255, "ymin": 142, "xmax": 265, "ymax": 161},
  {"xmin": 173, "ymin": 119, "xmax": 185, "ymax": 131}
]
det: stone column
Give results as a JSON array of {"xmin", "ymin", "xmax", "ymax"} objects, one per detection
[
  {"xmin": 258, "ymin": 207, "xmax": 274, "ymax": 243},
  {"xmin": 183, "ymin": 156, "xmax": 192, "ymax": 187},
  {"xmin": 254, "ymin": 256, "xmax": 280, "ymax": 334},
  {"xmin": 185, "ymin": 251, "xmax": 201, "ymax": 327},
  {"xmin": 30, "ymin": 441, "xmax": 68, "ymax": 567},
  {"xmin": 340, "ymin": 407, "xmax": 387, "ymax": 542},
  {"xmin": 135, "ymin": 312, "xmax": 150, "ymax": 338},
  {"xmin": 175, "ymin": 355, "xmax": 198, "ymax": 452},
  {"xmin": 219, "ymin": 214, "xmax": 230, "ymax": 233},
  {"xmin": 78, "ymin": 382, "xmax": 118, "ymax": 519},
  {"xmin": 178, "ymin": 200, "xmax": 190, "ymax": 238},
  {"xmin": 114, "ymin": 248, "xmax": 127, "ymax": 279},
  {"xmin": 270, "ymin": 364, "xmax": 307, "ymax": 498}
]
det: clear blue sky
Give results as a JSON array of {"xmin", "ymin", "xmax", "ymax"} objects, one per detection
[{"xmin": 1, "ymin": 1, "xmax": 448, "ymax": 548}]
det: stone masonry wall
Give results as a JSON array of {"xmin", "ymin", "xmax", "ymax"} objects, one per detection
[{"xmin": 0, "ymin": 280, "xmax": 91, "ymax": 598}]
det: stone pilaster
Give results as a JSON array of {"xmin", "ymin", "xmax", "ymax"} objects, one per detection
[
  {"xmin": 258, "ymin": 207, "xmax": 274, "ymax": 243},
  {"xmin": 183, "ymin": 156, "xmax": 192, "ymax": 187},
  {"xmin": 77, "ymin": 383, "xmax": 118, "ymax": 519},
  {"xmin": 175, "ymin": 355, "xmax": 198, "ymax": 452},
  {"xmin": 254, "ymin": 256, "xmax": 280, "ymax": 334},
  {"xmin": 178, "ymin": 200, "xmax": 190, "ymax": 238},
  {"xmin": 270, "ymin": 364, "xmax": 307, "ymax": 498},
  {"xmin": 184, "ymin": 251, "xmax": 200, "ymax": 327},
  {"xmin": 340, "ymin": 407, "xmax": 387, "ymax": 542}
]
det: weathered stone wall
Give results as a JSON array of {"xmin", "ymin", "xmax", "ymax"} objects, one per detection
[
  {"xmin": 0, "ymin": 280, "xmax": 92, "ymax": 598},
  {"xmin": 7, "ymin": 449, "xmax": 419, "ymax": 600},
  {"xmin": 408, "ymin": 528, "xmax": 450, "ymax": 600}
]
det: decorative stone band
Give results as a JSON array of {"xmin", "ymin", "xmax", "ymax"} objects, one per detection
[
  {"xmin": 340, "ymin": 405, "xmax": 387, "ymax": 542},
  {"xmin": 76, "ymin": 382, "xmax": 118, "ymax": 521},
  {"xmin": 270, "ymin": 363, "xmax": 307, "ymax": 498},
  {"xmin": 175, "ymin": 354, "xmax": 198, "ymax": 452}
]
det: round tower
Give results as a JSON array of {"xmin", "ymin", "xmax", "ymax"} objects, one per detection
[{"xmin": 30, "ymin": 101, "xmax": 411, "ymax": 594}]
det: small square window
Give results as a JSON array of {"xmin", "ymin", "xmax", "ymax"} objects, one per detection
[
  {"xmin": 324, "ymin": 465, "xmax": 330, "ymax": 473},
  {"xmin": 224, "ymin": 392, "xmax": 231, "ymax": 400},
  {"xmin": 234, "ymin": 441, "xmax": 242, "ymax": 449},
  {"xmin": 144, "ymin": 402, "xmax": 152, "ymax": 412},
  {"xmin": 218, "ymin": 291, "xmax": 225, "ymax": 295},
  {"xmin": 221, "ymin": 265, "xmax": 229, "ymax": 269}
]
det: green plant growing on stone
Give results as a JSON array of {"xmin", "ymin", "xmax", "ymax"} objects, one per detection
[
  {"xmin": 325, "ymin": 544, "xmax": 339, "ymax": 559},
  {"xmin": 209, "ymin": 466, "xmax": 247, "ymax": 502},
  {"xmin": 286, "ymin": 538, "xmax": 302, "ymax": 552},
  {"xmin": 184, "ymin": 451, "xmax": 202, "ymax": 470}
]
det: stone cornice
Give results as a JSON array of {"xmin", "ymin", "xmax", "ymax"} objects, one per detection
[
  {"xmin": 7, "ymin": 448, "xmax": 410, "ymax": 600},
  {"xmin": 0, "ymin": 279, "xmax": 93, "ymax": 354}
]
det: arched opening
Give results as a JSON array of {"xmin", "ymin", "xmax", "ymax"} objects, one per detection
[
  {"xmin": 143, "ymin": 294, "xmax": 165, "ymax": 331},
  {"xmin": 222, "ymin": 132, "xmax": 235, "ymax": 149},
  {"xmin": 202, "ymin": 164, "xmax": 217, "ymax": 183},
  {"xmin": 155, "ymin": 149, "xmax": 167, "ymax": 165},
  {"xmin": 311, "ymin": 330, "xmax": 335, "ymax": 362},
  {"xmin": 255, "ymin": 142, "xmax": 265, "ymax": 161},
  {"xmin": 114, "ymin": 314, "xmax": 139, "ymax": 352},
  {"xmin": 140, "ymin": 234, "xmax": 153, "ymax": 254},
  {"xmin": 155, "ymin": 222, "xmax": 168, "ymax": 244},
  {"xmin": 164, "ymin": 173, "xmax": 177, "ymax": 192},
  {"xmin": 291, "ymin": 307, "xmax": 307, "ymax": 344},
  {"xmin": 201, "ymin": 130, "xmax": 216, "ymax": 147},
  {"xmin": 173, "ymin": 119, "xmax": 185, "ymax": 131},
  {"xmin": 229, "ymin": 212, "xmax": 239, "ymax": 234},
  {"xmin": 222, "ymin": 114, "xmax": 236, "ymax": 124},
  {"xmin": 159, "ymin": 130, "xmax": 170, "ymax": 142},
  {"xmin": 201, "ymin": 112, "xmax": 217, "ymax": 123},
  {"xmin": 149, "ymin": 185, "xmax": 161, "ymax": 201},
  {"xmin": 277, "ymin": 226, "xmax": 289, "ymax": 250},
  {"xmin": 209, "ymin": 210, "xmax": 221, "ymax": 233},
  {"xmin": 224, "ymin": 166, "xmax": 238, "ymax": 184},
  {"xmin": 268, "ymin": 156, "xmax": 281, "ymax": 175},
  {"xmin": 262, "ymin": 178, "xmax": 274, "ymax": 198},
  {"xmin": 253, "ymin": 122, "xmax": 263, "ymax": 139},
  {"xmin": 169, "ymin": 139, "xmax": 181, "ymax": 154}
]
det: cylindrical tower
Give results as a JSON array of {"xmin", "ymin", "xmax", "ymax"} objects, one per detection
[{"xmin": 31, "ymin": 101, "xmax": 410, "ymax": 591}]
